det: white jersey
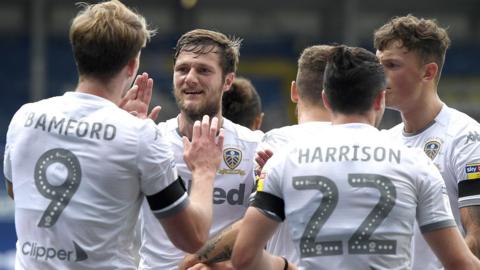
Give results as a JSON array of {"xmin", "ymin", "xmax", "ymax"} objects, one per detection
[
  {"xmin": 139, "ymin": 117, "xmax": 261, "ymax": 270},
  {"xmin": 259, "ymin": 121, "xmax": 330, "ymax": 265},
  {"xmin": 3, "ymin": 92, "xmax": 182, "ymax": 270},
  {"xmin": 385, "ymin": 104, "xmax": 480, "ymax": 270},
  {"xmin": 254, "ymin": 123, "xmax": 455, "ymax": 270}
]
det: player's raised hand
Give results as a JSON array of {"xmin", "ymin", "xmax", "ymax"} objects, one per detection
[
  {"xmin": 119, "ymin": 72, "xmax": 161, "ymax": 121},
  {"xmin": 183, "ymin": 115, "xmax": 224, "ymax": 174},
  {"xmin": 254, "ymin": 148, "xmax": 274, "ymax": 176}
]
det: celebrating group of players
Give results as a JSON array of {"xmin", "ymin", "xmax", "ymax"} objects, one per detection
[{"xmin": 4, "ymin": 0, "xmax": 480, "ymax": 269}]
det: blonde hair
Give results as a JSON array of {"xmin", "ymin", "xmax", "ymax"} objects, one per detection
[{"xmin": 70, "ymin": 0, "xmax": 155, "ymax": 79}]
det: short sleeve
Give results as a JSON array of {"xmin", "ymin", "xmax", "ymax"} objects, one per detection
[
  {"xmin": 4, "ymin": 104, "xmax": 29, "ymax": 183},
  {"xmin": 453, "ymin": 126, "xmax": 480, "ymax": 208},
  {"xmin": 415, "ymin": 152, "xmax": 456, "ymax": 233},
  {"xmin": 258, "ymin": 130, "xmax": 289, "ymax": 153},
  {"xmin": 252, "ymin": 150, "xmax": 287, "ymax": 221},
  {"xmin": 137, "ymin": 120, "xmax": 178, "ymax": 196}
]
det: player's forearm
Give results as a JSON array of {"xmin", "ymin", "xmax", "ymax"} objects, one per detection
[
  {"xmin": 188, "ymin": 169, "xmax": 217, "ymax": 242},
  {"xmin": 460, "ymin": 206, "xmax": 480, "ymax": 258},
  {"xmin": 195, "ymin": 221, "xmax": 242, "ymax": 265},
  {"xmin": 442, "ymin": 254, "xmax": 480, "ymax": 270},
  {"xmin": 466, "ymin": 233, "xmax": 480, "ymax": 258}
]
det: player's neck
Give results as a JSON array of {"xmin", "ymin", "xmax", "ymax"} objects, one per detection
[
  {"xmin": 177, "ymin": 113, "xmax": 223, "ymax": 140},
  {"xmin": 298, "ymin": 106, "xmax": 330, "ymax": 124},
  {"xmin": 330, "ymin": 109, "xmax": 375, "ymax": 126},
  {"xmin": 75, "ymin": 76, "xmax": 124, "ymax": 105},
  {"xmin": 401, "ymin": 94, "xmax": 443, "ymax": 134}
]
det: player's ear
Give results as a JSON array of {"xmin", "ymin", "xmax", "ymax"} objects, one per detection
[
  {"xmin": 322, "ymin": 90, "xmax": 332, "ymax": 112},
  {"xmin": 423, "ymin": 62, "xmax": 438, "ymax": 82},
  {"xmin": 291, "ymin": 81, "xmax": 299, "ymax": 103},
  {"xmin": 252, "ymin": 112, "xmax": 264, "ymax": 130},
  {"xmin": 373, "ymin": 90, "xmax": 386, "ymax": 111},
  {"xmin": 223, "ymin": 73, "xmax": 235, "ymax": 92},
  {"xmin": 126, "ymin": 54, "xmax": 140, "ymax": 77}
]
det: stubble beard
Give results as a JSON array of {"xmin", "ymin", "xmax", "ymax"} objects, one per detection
[{"xmin": 174, "ymin": 89, "xmax": 221, "ymax": 123}]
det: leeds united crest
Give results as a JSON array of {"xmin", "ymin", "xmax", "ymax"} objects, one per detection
[
  {"xmin": 220, "ymin": 148, "xmax": 245, "ymax": 175},
  {"xmin": 424, "ymin": 139, "xmax": 441, "ymax": 160},
  {"xmin": 224, "ymin": 148, "xmax": 242, "ymax": 169}
]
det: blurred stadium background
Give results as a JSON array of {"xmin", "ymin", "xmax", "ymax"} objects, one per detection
[{"xmin": 1, "ymin": 0, "xmax": 479, "ymax": 268}]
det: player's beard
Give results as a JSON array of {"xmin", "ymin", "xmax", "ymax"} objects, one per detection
[{"xmin": 173, "ymin": 88, "xmax": 221, "ymax": 123}]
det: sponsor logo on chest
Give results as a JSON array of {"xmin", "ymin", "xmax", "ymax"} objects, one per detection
[{"xmin": 186, "ymin": 180, "xmax": 246, "ymax": 205}]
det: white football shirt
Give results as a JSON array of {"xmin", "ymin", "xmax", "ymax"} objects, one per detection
[
  {"xmin": 254, "ymin": 123, "xmax": 455, "ymax": 270},
  {"xmin": 385, "ymin": 104, "xmax": 480, "ymax": 270},
  {"xmin": 259, "ymin": 121, "xmax": 330, "ymax": 265},
  {"xmin": 3, "ymin": 92, "xmax": 182, "ymax": 270},
  {"xmin": 139, "ymin": 117, "xmax": 261, "ymax": 270}
]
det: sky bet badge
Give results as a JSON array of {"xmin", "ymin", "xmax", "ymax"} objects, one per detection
[
  {"xmin": 424, "ymin": 138, "xmax": 442, "ymax": 160},
  {"xmin": 466, "ymin": 163, "xmax": 480, "ymax": 180},
  {"xmin": 219, "ymin": 148, "xmax": 245, "ymax": 175}
]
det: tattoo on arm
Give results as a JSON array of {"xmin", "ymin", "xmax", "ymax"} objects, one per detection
[
  {"xmin": 195, "ymin": 224, "xmax": 237, "ymax": 264},
  {"xmin": 206, "ymin": 246, "xmax": 233, "ymax": 264}
]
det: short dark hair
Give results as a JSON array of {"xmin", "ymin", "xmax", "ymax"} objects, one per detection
[
  {"xmin": 323, "ymin": 45, "xmax": 386, "ymax": 114},
  {"xmin": 373, "ymin": 14, "xmax": 450, "ymax": 81},
  {"xmin": 222, "ymin": 77, "xmax": 262, "ymax": 129},
  {"xmin": 69, "ymin": 0, "xmax": 154, "ymax": 80},
  {"xmin": 174, "ymin": 29, "xmax": 242, "ymax": 76},
  {"xmin": 296, "ymin": 45, "xmax": 333, "ymax": 106}
]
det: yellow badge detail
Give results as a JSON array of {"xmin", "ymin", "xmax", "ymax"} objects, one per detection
[
  {"xmin": 256, "ymin": 172, "xmax": 266, "ymax": 191},
  {"xmin": 465, "ymin": 163, "xmax": 480, "ymax": 180},
  {"xmin": 257, "ymin": 178, "xmax": 265, "ymax": 192}
]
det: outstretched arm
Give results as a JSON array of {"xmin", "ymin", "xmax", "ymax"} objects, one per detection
[
  {"xmin": 159, "ymin": 115, "xmax": 224, "ymax": 253},
  {"xmin": 179, "ymin": 221, "xmax": 242, "ymax": 270},
  {"xmin": 231, "ymin": 207, "xmax": 282, "ymax": 270},
  {"xmin": 460, "ymin": 206, "xmax": 480, "ymax": 258},
  {"xmin": 423, "ymin": 226, "xmax": 480, "ymax": 269}
]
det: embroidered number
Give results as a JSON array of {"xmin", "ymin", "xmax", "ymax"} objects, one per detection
[
  {"xmin": 34, "ymin": 148, "xmax": 81, "ymax": 227},
  {"xmin": 293, "ymin": 174, "xmax": 397, "ymax": 257}
]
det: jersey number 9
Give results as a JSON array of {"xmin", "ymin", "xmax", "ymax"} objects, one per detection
[{"xmin": 34, "ymin": 148, "xmax": 82, "ymax": 227}]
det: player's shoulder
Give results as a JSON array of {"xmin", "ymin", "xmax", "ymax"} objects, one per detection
[
  {"xmin": 264, "ymin": 121, "xmax": 330, "ymax": 140},
  {"xmin": 157, "ymin": 117, "xmax": 178, "ymax": 133},
  {"xmin": 441, "ymin": 105, "xmax": 480, "ymax": 133},
  {"xmin": 264, "ymin": 125, "xmax": 297, "ymax": 140},
  {"xmin": 223, "ymin": 118, "xmax": 263, "ymax": 143},
  {"xmin": 382, "ymin": 122, "xmax": 404, "ymax": 136},
  {"xmin": 430, "ymin": 106, "xmax": 480, "ymax": 149}
]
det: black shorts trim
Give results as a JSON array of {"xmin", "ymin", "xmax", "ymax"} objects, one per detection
[
  {"xmin": 458, "ymin": 179, "xmax": 480, "ymax": 199},
  {"xmin": 147, "ymin": 177, "xmax": 187, "ymax": 212},
  {"xmin": 251, "ymin": 191, "xmax": 285, "ymax": 221}
]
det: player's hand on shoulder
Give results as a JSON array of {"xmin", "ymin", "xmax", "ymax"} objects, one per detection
[
  {"xmin": 184, "ymin": 262, "xmax": 235, "ymax": 270},
  {"xmin": 183, "ymin": 115, "xmax": 224, "ymax": 174},
  {"xmin": 118, "ymin": 72, "xmax": 161, "ymax": 121},
  {"xmin": 178, "ymin": 253, "xmax": 200, "ymax": 270},
  {"xmin": 255, "ymin": 148, "xmax": 274, "ymax": 176}
]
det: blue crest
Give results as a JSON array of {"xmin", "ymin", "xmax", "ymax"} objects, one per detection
[{"xmin": 223, "ymin": 148, "xmax": 242, "ymax": 170}]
